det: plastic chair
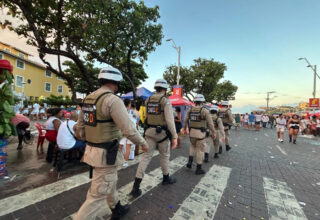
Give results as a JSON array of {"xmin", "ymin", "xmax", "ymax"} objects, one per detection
[{"xmin": 34, "ymin": 123, "xmax": 46, "ymax": 151}]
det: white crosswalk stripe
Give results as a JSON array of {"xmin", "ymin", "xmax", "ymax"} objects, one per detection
[
  {"xmin": 263, "ymin": 177, "xmax": 307, "ymax": 220},
  {"xmin": 66, "ymin": 156, "xmax": 187, "ymax": 219},
  {"xmin": 0, "ymin": 151, "xmax": 159, "ymax": 217},
  {"xmin": 171, "ymin": 165, "xmax": 232, "ymax": 220}
]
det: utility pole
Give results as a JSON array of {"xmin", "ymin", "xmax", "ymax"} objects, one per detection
[
  {"xmin": 166, "ymin": 38, "xmax": 181, "ymax": 85},
  {"xmin": 298, "ymin": 58, "xmax": 319, "ymax": 98},
  {"xmin": 266, "ymin": 91, "xmax": 276, "ymax": 111}
]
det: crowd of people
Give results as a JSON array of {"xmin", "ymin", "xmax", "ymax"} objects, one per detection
[{"xmin": 14, "ymin": 102, "xmax": 47, "ymax": 121}]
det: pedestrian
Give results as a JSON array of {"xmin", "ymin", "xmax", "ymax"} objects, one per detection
[
  {"xmin": 248, "ymin": 112, "xmax": 255, "ymax": 130},
  {"xmin": 174, "ymin": 107, "xmax": 182, "ymax": 147},
  {"xmin": 276, "ymin": 114, "xmax": 286, "ymax": 142},
  {"xmin": 31, "ymin": 102, "xmax": 40, "ymax": 120},
  {"xmin": 244, "ymin": 113, "xmax": 249, "ymax": 129},
  {"xmin": 130, "ymin": 79, "xmax": 177, "ymax": 198},
  {"xmin": 39, "ymin": 103, "xmax": 46, "ymax": 120},
  {"xmin": 183, "ymin": 94, "xmax": 216, "ymax": 174},
  {"xmin": 74, "ymin": 67, "xmax": 148, "ymax": 220},
  {"xmin": 269, "ymin": 115, "xmax": 275, "ymax": 129},
  {"xmin": 10, "ymin": 114, "xmax": 30, "ymax": 150},
  {"xmin": 287, "ymin": 114, "xmax": 302, "ymax": 144},
  {"xmin": 262, "ymin": 114, "xmax": 269, "ymax": 128},
  {"xmin": 218, "ymin": 101, "xmax": 236, "ymax": 153},
  {"xmin": 205, "ymin": 105, "xmax": 225, "ymax": 160},
  {"xmin": 300, "ymin": 116, "xmax": 309, "ymax": 135},
  {"xmin": 14, "ymin": 102, "xmax": 21, "ymax": 114},
  {"xmin": 310, "ymin": 115, "xmax": 318, "ymax": 136},
  {"xmin": 45, "ymin": 108, "xmax": 63, "ymax": 163},
  {"xmin": 235, "ymin": 113, "xmax": 240, "ymax": 130},
  {"xmin": 255, "ymin": 112, "xmax": 262, "ymax": 131}
]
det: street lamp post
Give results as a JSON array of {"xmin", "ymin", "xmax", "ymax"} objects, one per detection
[
  {"xmin": 166, "ymin": 38, "xmax": 181, "ymax": 85},
  {"xmin": 298, "ymin": 57, "xmax": 319, "ymax": 98},
  {"xmin": 21, "ymin": 82, "xmax": 27, "ymax": 107},
  {"xmin": 266, "ymin": 91, "xmax": 276, "ymax": 111}
]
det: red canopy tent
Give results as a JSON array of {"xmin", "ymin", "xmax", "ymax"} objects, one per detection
[{"xmin": 169, "ymin": 95, "xmax": 194, "ymax": 106}]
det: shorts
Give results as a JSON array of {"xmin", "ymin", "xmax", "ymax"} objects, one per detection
[
  {"xmin": 289, "ymin": 126, "xmax": 299, "ymax": 130},
  {"xmin": 31, "ymin": 110, "xmax": 39, "ymax": 115},
  {"xmin": 249, "ymin": 122, "xmax": 255, "ymax": 125},
  {"xmin": 244, "ymin": 122, "xmax": 248, "ymax": 125},
  {"xmin": 276, "ymin": 127, "xmax": 284, "ymax": 133},
  {"xmin": 255, "ymin": 121, "xmax": 261, "ymax": 125}
]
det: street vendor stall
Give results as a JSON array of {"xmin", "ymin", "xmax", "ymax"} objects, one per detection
[{"xmin": 121, "ymin": 87, "xmax": 154, "ymax": 100}]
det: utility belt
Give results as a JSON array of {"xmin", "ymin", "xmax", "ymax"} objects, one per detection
[
  {"xmin": 190, "ymin": 127, "xmax": 210, "ymax": 140},
  {"xmin": 146, "ymin": 124, "xmax": 172, "ymax": 143},
  {"xmin": 87, "ymin": 139, "xmax": 119, "ymax": 165}
]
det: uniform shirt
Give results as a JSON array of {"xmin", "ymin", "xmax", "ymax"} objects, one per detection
[
  {"xmin": 57, "ymin": 120, "xmax": 77, "ymax": 149},
  {"xmin": 184, "ymin": 106, "xmax": 216, "ymax": 139},
  {"xmin": 76, "ymin": 87, "xmax": 147, "ymax": 167},
  {"xmin": 211, "ymin": 114, "xmax": 225, "ymax": 137},
  {"xmin": 145, "ymin": 92, "xmax": 178, "ymax": 139},
  {"xmin": 276, "ymin": 118, "xmax": 286, "ymax": 129}
]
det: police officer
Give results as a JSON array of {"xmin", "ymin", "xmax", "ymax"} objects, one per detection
[
  {"xmin": 218, "ymin": 101, "xmax": 236, "ymax": 153},
  {"xmin": 74, "ymin": 67, "xmax": 148, "ymax": 220},
  {"xmin": 130, "ymin": 79, "xmax": 178, "ymax": 198},
  {"xmin": 183, "ymin": 94, "xmax": 216, "ymax": 174},
  {"xmin": 204, "ymin": 105, "xmax": 225, "ymax": 162}
]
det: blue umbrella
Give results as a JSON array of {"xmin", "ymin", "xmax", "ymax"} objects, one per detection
[{"xmin": 121, "ymin": 87, "xmax": 154, "ymax": 100}]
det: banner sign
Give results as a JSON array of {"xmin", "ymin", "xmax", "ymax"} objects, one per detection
[
  {"xmin": 309, "ymin": 98, "xmax": 320, "ymax": 108},
  {"xmin": 173, "ymin": 85, "xmax": 182, "ymax": 97}
]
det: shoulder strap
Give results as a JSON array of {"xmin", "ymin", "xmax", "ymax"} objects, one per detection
[
  {"xmin": 94, "ymin": 92, "xmax": 112, "ymax": 105},
  {"xmin": 66, "ymin": 119, "xmax": 76, "ymax": 139}
]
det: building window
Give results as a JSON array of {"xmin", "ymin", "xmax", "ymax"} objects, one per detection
[
  {"xmin": 5, "ymin": 48, "xmax": 10, "ymax": 53},
  {"xmin": 58, "ymin": 76, "xmax": 63, "ymax": 80},
  {"xmin": 16, "ymin": 59, "xmax": 25, "ymax": 70},
  {"xmin": 45, "ymin": 70, "xmax": 52, "ymax": 78},
  {"xmin": 0, "ymin": 53, "xmax": 3, "ymax": 59},
  {"xmin": 18, "ymin": 52, "xmax": 25, "ymax": 59},
  {"xmin": 44, "ymin": 82, "xmax": 52, "ymax": 92},
  {"xmin": 57, "ymin": 85, "xmax": 63, "ymax": 94},
  {"xmin": 16, "ymin": 75, "xmax": 24, "ymax": 87}
]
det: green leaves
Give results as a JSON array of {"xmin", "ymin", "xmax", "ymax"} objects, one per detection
[{"xmin": 164, "ymin": 58, "xmax": 238, "ymax": 102}]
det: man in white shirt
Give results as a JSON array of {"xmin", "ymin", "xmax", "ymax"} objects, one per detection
[
  {"xmin": 31, "ymin": 102, "xmax": 40, "ymax": 120},
  {"xmin": 57, "ymin": 112, "xmax": 86, "ymax": 150},
  {"xmin": 255, "ymin": 112, "xmax": 262, "ymax": 131},
  {"xmin": 262, "ymin": 115, "xmax": 269, "ymax": 128},
  {"xmin": 276, "ymin": 114, "xmax": 286, "ymax": 142},
  {"xmin": 244, "ymin": 113, "xmax": 249, "ymax": 130}
]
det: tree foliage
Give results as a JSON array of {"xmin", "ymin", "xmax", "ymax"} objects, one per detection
[
  {"xmin": 1, "ymin": 0, "xmax": 162, "ymax": 100},
  {"xmin": 43, "ymin": 95, "xmax": 76, "ymax": 107},
  {"xmin": 164, "ymin": 58, "xmax": 238, "ymax": 102}
]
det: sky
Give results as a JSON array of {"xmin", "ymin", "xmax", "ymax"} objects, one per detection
[{"xmin": 1, "ymin": 0, "xmax": 320, "ymax": 111}]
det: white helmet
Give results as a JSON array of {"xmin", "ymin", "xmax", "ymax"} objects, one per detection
[
  {"xmin": 210, "ymin": 105, "xmax": 219, "ymax": 112},
  {"xmin": 221, "ymin": 101, "xmax": 229, "ymax": 106},
  {"xmin": 98, "ymin": 66, "xmax": 123, "ymax": 82},
  {"xmin": 194, "ymin": 94, "xmax": 205, "ymax": 102},
  {"xmin": 154, "ymin": 79, "xmax": 169, "ymax": 89}
]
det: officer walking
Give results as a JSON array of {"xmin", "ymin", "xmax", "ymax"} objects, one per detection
[
  {"xmin": 183, "ymin": 94, "xmax": 216, "ymax": 174},
  {"xmin": 74, "ymin": 67, "xmax": 148, "ymax": 220},
  {"xmin": 130, "ymin": 79, "xmax": 178, "ymax": 198},
  {"xmin": 218, "ymin": 101, "xmax": 236, "ymax": 153},
  {"xmin": 204, "ymin": 105, "xmax": 225, "ymax": 161}
]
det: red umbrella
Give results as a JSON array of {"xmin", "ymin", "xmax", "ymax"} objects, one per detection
[{"xmin": 169, "ymin": 95, "xmax": 194, "ymax": 106}]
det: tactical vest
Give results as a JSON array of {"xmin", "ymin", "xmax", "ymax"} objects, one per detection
[
  {"xmin": 189, "ymin": 106, "xmax": 207, "ymax": 131},
  {"xmin": 82, "ymin": 90, "xmax": 122, "ymax": 144},
  {"xmin": 146, "ymin": 94, "xmax": 167, "ymax": 127},
  {"xmin": 218, "ymin": 108, "xmax": 231, "ymax": 124}
]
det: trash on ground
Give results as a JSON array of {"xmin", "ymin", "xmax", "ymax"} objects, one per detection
[
  {"xmin": 270, "ymin": 156, "xmax": 274, "ymax": 159},
  {"xmin": 316, "ymin": 182, "xmax": 320, "ymax": 186},
  {"xmin": 299, "ymin": 202, "xmax": 306, "ymax": 206}
]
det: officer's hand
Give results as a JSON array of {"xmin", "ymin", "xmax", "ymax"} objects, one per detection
[
  {"xmin": 141, "ymin": 144, "xmax": 149, "ymax": 152},
  {"xmin": 211, "ymin": 133, "xmax": 216, "ymax": 140},
  {"xmin": 171, "ymin": 138, "xmax": 178, "ymax": 150},
  {"xmin": 222, "ymin": 136, "xmax": 226, "ymax": 142}
]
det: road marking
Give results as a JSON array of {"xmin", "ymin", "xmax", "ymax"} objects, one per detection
[
  {"xmin": 275, "ymin": 144, "xmax": 287, "ymax": 156},
  {"xmin": 171, "ymin": 165, "xmax": 232, "ymax": 220},
  {"xmin": 263, "ymin": 177, "xmax": 307, "ymax": 220},
  {"xmin": 264, "ymin": 133, "xmax": 269, "ymax": 137},
  {"xmin": 0, "ymin": 151, "xmax": 159, "ymax": 217},
  {"xmin": 66, "ymin": 156, "xmax": 188, "ymax": 220}
]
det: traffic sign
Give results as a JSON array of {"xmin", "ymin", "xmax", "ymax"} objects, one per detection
[{"xmin": 309, "ymin": 98, "xmax": 320, "ymax": 107}]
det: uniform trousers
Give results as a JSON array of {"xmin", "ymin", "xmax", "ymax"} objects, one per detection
[
  {"xmin": 189, "ymin": 137, "xmax": 207, "ymax": 164},
  {"xmin": 136, "ymin": 129, "xmax": 170, "ymax": 179}
]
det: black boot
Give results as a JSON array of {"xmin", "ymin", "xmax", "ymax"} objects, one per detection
[
  {"xmin": 162, "ymin": 174, "xmax": 176, "ymax": 185},
  {"xmin": 289, "ymin": 136, "xmax": 292, "ymax": 142},
  {"xmin": 17, "ymin": 144, "xmax": 23, "ymax": 150},
  {"xmin": 204, "ymin": 153, "xmax": 209, "ymax": 163},
  {"xmin": 130, "ymin": 178, "xmax": 142, "ymax": 198},
  {"xmin": 226, "ymin": 145, "xmax": 232, "ymax": 151},
  {"xmin": 111, "ymin": 201, "xmax": 130, "ymax": 220},
  {"xmin": 214, "ymin": 153, "xmax": 219, "ymax": 159},
  {"xmin": 219, "ymin": 146, "xmax": 222, "ymax": 154},
  {"xmin": 195, "ymin": 164, "xmax": 205, "ymax": 175},
  {"xmin": 293, "ymin": 139, "xmax": 296, "ymax": 144},
  {"xmin": 186, "ymin": 156, "xmax": 193, "ymax": 168}
]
